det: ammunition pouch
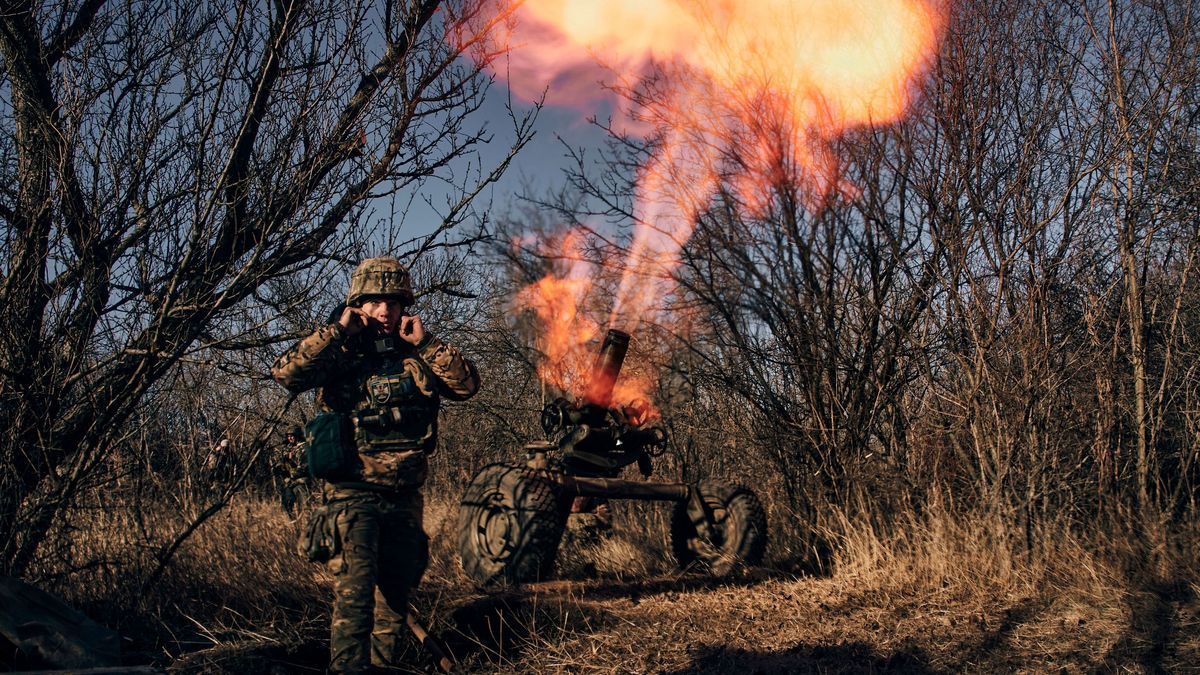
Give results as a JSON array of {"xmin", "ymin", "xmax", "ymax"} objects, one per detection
[
  {"xmin": 305, "ymin": 412, "xmax": 354, "ymax": 480},
  {"xmin": 298, "ymin": 504, "xmax": 339, "ymax": 563}
]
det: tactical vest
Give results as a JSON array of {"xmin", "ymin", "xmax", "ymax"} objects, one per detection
[
  {"xmin": 312, "ymin": 333, "xmax": 448, "ymax": 487},
  {"xmin": 352, "ymin": 338, "xmax": 440, "ymax": 454}
]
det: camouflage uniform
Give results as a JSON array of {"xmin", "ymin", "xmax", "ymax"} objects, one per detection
[
  {"xmin": 276, "ymin": 430, "xmax": 308, "ymax": 517},
  {"xmin": 271, "ymin": 258, "xmax": 479, "ymax": 674}
]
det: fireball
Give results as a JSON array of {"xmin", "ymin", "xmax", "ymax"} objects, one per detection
[{"xmin": 471, "ymin": 0, "xmax": 945, "ymax": 405}]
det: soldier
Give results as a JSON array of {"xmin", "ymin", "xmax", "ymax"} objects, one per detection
[
  {"xmin": 271, "ymin": 256, "xmax": 480, "ymax": 674},
  {"xmin": 276, "ymin": 426, "xmax": 308, "ymax": 517},
  {"xmin": 204, "ymin": 438, "xmax": 232, "ymax": 485}
]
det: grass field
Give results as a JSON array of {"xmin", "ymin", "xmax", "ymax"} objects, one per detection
[{"xmin": 27, "ymin": 490, "xmax": 1198, "ymax": 674}]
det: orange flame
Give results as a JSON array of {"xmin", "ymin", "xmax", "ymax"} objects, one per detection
[
  {"xmin": 512, "ymin": 230, "xmax": 657, "ymax": 408},
  {"xmin": 479, "ymin": 0, "xmax": 944, "ymax": 404}
]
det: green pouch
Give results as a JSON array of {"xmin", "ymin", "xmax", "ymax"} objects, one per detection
[{"xmin": 305, "ymin": 412, "xmax": 353, "ymax": 480}]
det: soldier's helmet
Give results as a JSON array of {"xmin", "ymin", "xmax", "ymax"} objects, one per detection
[
  {"xmin": 346, "ymin": 256, "xmax": 414, "ymax": 307},
  {"xmin": 287, "ymin": 426, "xmax": 303, "ymax": 440}
]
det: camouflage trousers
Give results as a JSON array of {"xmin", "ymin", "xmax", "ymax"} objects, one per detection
[
  {"xmin": 327, "ymin": 489, "xmax": 428, "ymax": 674},
  {"xmin": 279, "ymin": 477, "xmax": 310, "ymax": 517}
]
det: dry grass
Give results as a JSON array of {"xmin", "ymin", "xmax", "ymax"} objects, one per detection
[
  {"xmin": 424, "ymin": 496, "xmax": 1198, "ymax": 674},
  {"xmin": 30, "ymin": 492, "xmax": 330, "ymax": 670},
  {"xmin": 23, "ymin": 488, "xmax": 1200, "ymax": 674}
]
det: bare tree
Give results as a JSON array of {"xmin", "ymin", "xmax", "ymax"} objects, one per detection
[
  {"xmin": 0, "ymin": 0, "xmax": 531, "ymax": 577},
  {"xmin": 1079, "ymin": 0, "xmax": 1200, "ymax": 511},
  {"xmin": 499, "ymin": 0, "xmax": 1200, "ymax": 536}
]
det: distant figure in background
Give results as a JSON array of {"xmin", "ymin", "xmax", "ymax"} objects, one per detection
[
  {"xmin": 204, "ymin": 438, "xmax": 232, "ymax": 486},
  {"xmin": 276, "ymin": 426, "xmax": 308, "ymax": 517},
  {"xmin": 271, "ymin": 256, "xmax": 480, "ymax": 674}
]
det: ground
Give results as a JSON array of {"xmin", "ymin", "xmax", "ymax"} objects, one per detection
[
  {"xmin": 410, "ymin": 571, "xmax": 1198, "ymax": 674},
  {"xmin": 46, "ymin": 496, "xmax": 1195, "ymax": 674},
  {"xmin": 166, "ymin": 524, "xmax": 1200, "ymax": 674}
]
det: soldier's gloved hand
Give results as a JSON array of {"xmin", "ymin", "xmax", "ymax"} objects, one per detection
[{"xmin": 398, "ymin": 314, "xmax": 426, "ymax": 346}]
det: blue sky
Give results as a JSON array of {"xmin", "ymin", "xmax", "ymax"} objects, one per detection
[{"xmin": 398, "ymin": 78, "xmax": 615, "ymax": 243}]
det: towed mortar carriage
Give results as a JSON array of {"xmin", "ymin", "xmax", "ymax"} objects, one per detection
[{"xmin": 456, "ymin": 329, "xmax": 768, "ymax": 586}]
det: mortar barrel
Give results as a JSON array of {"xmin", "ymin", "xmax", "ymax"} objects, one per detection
[{"xmin": 584, "ymin": 328, "xmax": 630, "ymax": 407}]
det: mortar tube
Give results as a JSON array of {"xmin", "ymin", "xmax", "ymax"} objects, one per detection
[{"xmin": 584, "ymin": 329, "xmax": 630, "ymax": 408}]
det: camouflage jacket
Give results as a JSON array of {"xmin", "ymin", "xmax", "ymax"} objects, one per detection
[
  {"xmin": 274, "ymin": 440, "xmax": 308, "ymax": 481},
  {"xmin": 271, "ymin": 323, "xmax": 480, "ymax": 492}
]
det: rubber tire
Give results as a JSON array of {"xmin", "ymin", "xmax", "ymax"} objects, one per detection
[
  {"xmin": 457, "ymin": 463, "xmax": 566, "ymax": 586},
  {"xmin": 670, "ymin": 478, "xmax": 768, "ymax": 575}
]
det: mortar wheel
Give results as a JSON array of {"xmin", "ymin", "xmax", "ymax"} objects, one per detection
[
  {"xmin": 457, "ymin": 463, "xmax": 566, "ymax": 586},
  {"xmin": 670, "ymin": 478, "xmax": 767, "ymax": 575}
]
